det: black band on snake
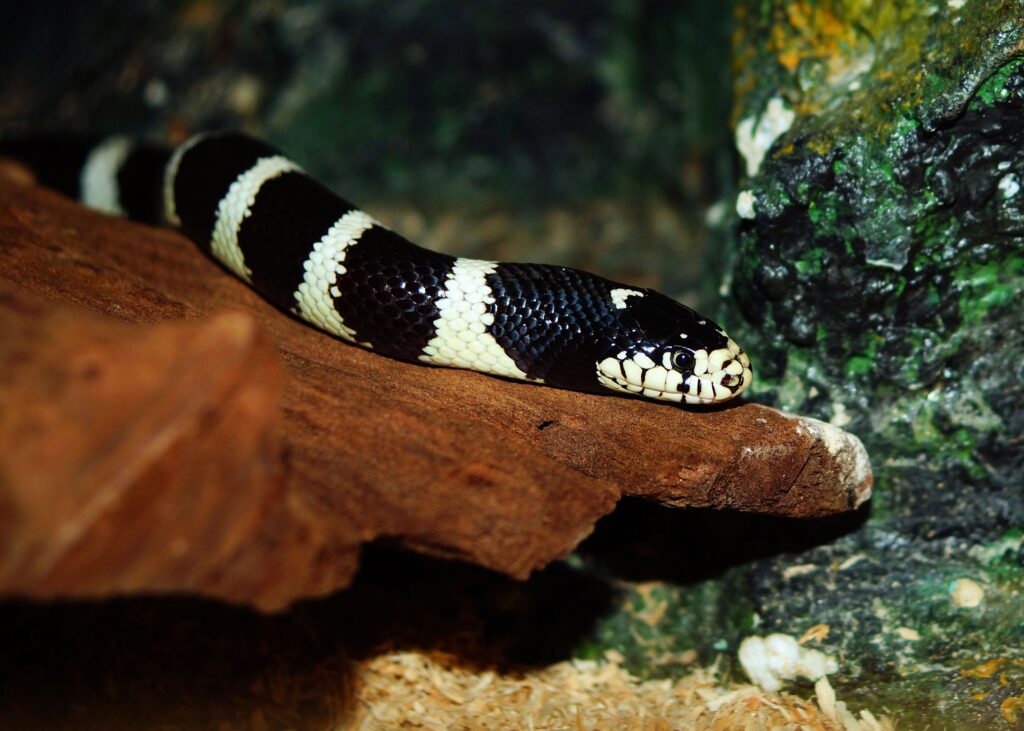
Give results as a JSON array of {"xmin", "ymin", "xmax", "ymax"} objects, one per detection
[{"xmin": 2, "ymin": 132, "xmax": 752, "ymax": 404}]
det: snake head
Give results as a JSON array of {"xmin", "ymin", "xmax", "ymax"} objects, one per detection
[{"xmin": 595, "ymin": 288, "xmax": 752, "ymax": 404}]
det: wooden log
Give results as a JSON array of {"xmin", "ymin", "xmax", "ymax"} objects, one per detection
[
  {"xmin": 0, "ymin": 167, "xmax": 871, "ymax": 610},
  {"xmin": 0, "ymin": 285, "xmax": 304, "ymax": 602}
]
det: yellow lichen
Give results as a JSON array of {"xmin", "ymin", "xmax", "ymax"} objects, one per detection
[
  {"xmin": 1001, "ymin": 692, "xmax": 1024, "ymax": 725},
  {"xmin": 961, "ymin": 658, "xmax": 1006, "ymax": 679},
  {"xmin": 731, "ymin": 1, "xmax": 1023, "ymax": 148}
]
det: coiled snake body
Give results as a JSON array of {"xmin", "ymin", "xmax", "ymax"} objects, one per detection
[{"xmin": 3, "ymin": 132, "xmax": 752, "ymax": 404}]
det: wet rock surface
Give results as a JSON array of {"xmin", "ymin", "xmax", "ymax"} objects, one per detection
[{"xmin": 719, "ymin": 3, "xmax": 1024, "ymax": 726}]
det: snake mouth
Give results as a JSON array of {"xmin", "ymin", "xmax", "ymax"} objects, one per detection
[{"xmin": 596, "ymin": 338, "xmax": 752, "ymax": 404}]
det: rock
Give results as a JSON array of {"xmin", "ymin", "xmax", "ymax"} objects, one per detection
[
  {"xmin": 738, "ymin": 633, "xmax": 837, "ymax": 692},
  {"xmin": 730, "ymin": 5, "xmax": 1024, "ymax": 529},
  {"xmin": 0, "ymin": 171, "xmax": 870, "ymax": 611},
  {"xmin": 718, "ymin": 3, "xmax": 1024, "ymax": 727}
]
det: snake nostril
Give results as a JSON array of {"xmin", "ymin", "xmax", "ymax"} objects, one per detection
[{"xmin": 722, "ymin": 374, "xmax": 739, "ymax": 388}]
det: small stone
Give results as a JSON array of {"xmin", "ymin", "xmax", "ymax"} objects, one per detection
[
  {"xmin": 950, "ymin": 578, "xmax": 985, "ymax": 608},
  {"xmin": 739, "ymin": 633, "xmax": 838, "ymax": 691},
  {"xmin": 736, "ymin": 190, "xmax": 756, "ymax": 219}
]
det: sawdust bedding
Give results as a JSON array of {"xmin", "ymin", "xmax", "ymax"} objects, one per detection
[{"xmin": 346, "ymin": 650, "xmax": 895, "ymax": 730}]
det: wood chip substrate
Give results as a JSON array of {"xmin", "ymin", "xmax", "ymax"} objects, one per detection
[{"xmin": 350, "ymin": 651, "xmax": 895, "ymax": 730}]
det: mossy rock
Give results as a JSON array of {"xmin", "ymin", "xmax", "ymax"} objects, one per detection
[
  {"xmin": 702, "ymin": 3, "xmax": 1022, "ymax": 727},
  {"xmin": 581, "ymin": 4, "xmax": 1023, "ymax": 728}
]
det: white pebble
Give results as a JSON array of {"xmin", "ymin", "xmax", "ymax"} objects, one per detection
[
  {"xmin": 950, "ymin": 578, "xmax": 984, "ymax": 608},
  {"xmin": 739, "ymin": 633, "xmax": 838, "ymax": 691}
]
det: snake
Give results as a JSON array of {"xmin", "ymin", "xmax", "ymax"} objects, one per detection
[{"xmin": 1, "ymin": 132, "xmax": 752, "ymax": 405}]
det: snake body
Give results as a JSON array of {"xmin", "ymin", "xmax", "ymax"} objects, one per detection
[{"xmin": 3, "ymin": 132, "xmax": 751, "ymax": 404}]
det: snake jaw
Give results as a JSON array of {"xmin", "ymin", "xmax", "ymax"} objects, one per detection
[{"xmin": 596, "ymin": 336, "xmax": 752, "ymax": 404}]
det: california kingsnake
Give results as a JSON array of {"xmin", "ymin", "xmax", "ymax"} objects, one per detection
[{"xmin": 2, "ymin": 132, "xmax": 752, "ymax": 404}]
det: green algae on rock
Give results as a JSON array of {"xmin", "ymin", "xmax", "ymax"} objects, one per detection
[
  {"xmin": 729, "ymin": 2, "xmax": 1023, "ymax": 494},
  {"xmin": 716, "ymin": 2, "xmax": 1024, "ymax": 727}
]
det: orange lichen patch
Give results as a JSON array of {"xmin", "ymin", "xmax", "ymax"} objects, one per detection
[
  {"xmin": 1002, "ymin": 693, "xmax": 1024, "ymax": 725},
  {"xmin": 800, "ymin": 624, "xmax": 831, "ymax": 645},
  {"xmin": 731, "ymin": 2, "xmax": 865, "ymax": 123},
  {"xmin": 768, "ymin": 2, "xmax": 880, "ymax": 118},
  {"xmin": 350, "ymin": 650, "xmax": 896, "ymax": 730},
  {"xmin": 731, "ymin": 1, "xmax": 1023, "ymax": 146},
  {"xmin": 785, "ymin": 2, "xmax": 849, "ymax": 42},
  {"xmin": 773, "ymin": 2, "xmax": 860, "ymax": 73},
  {"xmin": 963, "ymin": 659, "xmax": 1008, "ymax": 680}
]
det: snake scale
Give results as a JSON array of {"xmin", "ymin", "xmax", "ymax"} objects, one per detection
[{"xmin": 2, "ymin": 132, "xmax": 752, "ymax": 404}]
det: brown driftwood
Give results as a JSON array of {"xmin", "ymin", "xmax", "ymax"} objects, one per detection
[
  {"xmin": 0, "ymin": 166, "xmax": 872, "ymax": 610},
  {"xmin": 0, "ymin": 287, "xmax": 301, "ymax": 601}
]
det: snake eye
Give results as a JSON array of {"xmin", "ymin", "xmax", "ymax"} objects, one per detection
[{"xmin": 672, "ymin": 350, "xmax": 695, "ymax": 372}]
